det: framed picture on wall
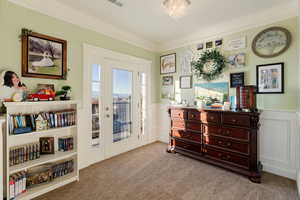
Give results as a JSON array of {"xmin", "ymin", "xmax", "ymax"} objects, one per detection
[
  {"xmin": 162, "ymin": 76, "xmax": 173, "ymax": 86},
  {"xmin": 21, "ymin": 30, "xmax": 67, "ymax": 79},
  {"xmin": 180, "ymin": 75, "xmax": 192, "ymax": 89},
  {"xmin": 160, "ymin": 53, "xmax": 176, "ymax": 74},
  {"xmin": 256, "ymin": 63, "xmax": 284, "ymax": 94},
  {"xmin": 230, "ymin": 72, "xmax": 244, "ymax": 88}
]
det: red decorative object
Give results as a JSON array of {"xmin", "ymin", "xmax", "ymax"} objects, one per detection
[
  {"xmin": 27, "ymin": 89, "xmax": 55, "ymax": 101},
  {"xmin": 236, "ymin": 85, "xmax": 257, "ymax": 112}
]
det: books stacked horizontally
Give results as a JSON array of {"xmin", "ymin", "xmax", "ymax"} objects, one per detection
[
  {"xmin": 9, "ymin": 142, "xmax": 40, "ymax": 166},
  {"xmin": 58, "ymin": 137, "xmax": 74, "ymax": 152},
  {"xmin": 8, "ymin": 109, "xmax": 76, "ymax": 135}
]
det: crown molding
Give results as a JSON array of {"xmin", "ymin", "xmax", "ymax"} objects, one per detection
[
  {"xmin": 7, "ymin": 0, "xmax": 299, "ymax": 53},
  {"xmin": 158, "ymin": 0, "xmax": 299, "ymax": 52},
  {"xmin": 7, "ymin": 0, "xmax": 159, "ymax": 52}
]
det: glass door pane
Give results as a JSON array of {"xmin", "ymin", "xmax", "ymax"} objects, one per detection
[
  {"xmin": 91, "ymin": 64, "xmax": 101, "ymax": 147},
  {"xmin": 112, "ymin": 69, "xmax": 132, "ymax": 143},
  {"xmin": 139, "ymin": 72, "xmax": 147, "ymax": 137}
]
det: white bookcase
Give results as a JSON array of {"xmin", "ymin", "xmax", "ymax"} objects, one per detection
[
  {"xmin": 0, "ymin": 116, "xmax": 5, "ymax": 200},
  {"xmin": 3, "ymin": 101, "xmax": 79, "ymax": 200}
]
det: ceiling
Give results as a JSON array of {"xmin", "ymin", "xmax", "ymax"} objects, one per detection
[{"xmin": 59, "ymin": 0, "xmax": 295, "ymax": 44}]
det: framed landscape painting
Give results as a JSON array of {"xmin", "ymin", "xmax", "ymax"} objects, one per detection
[
  {"xmin": 22, "ymin": 31, "xmax": 67, "ymax": 79},
  {"xmin": 160, "ymin": 53, "xmax": 176, "ymax": 74},
  {"xmin": 256, "ymin": 63, "xmax": 284, "ymax": 94}
]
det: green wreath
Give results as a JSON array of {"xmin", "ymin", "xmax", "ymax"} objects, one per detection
[{"xmin": 191, "ymin": 49, "xmax": 226, "ymax": 81}]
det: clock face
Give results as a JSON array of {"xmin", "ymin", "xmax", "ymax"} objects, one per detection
[{"xmin": 252, "ymin": 27, "xmax": 291, "ymax": 58}]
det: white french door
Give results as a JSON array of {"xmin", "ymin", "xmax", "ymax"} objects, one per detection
[{"xmin": 83, "ymin": 44, "xmax": 151, "ymax": 164}]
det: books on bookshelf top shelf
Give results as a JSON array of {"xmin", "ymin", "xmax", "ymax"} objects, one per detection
[{"xmin": 8, "ymin": 109, "xmax": 76, "ymax": 135}]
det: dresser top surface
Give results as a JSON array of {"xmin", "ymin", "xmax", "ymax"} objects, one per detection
[{"xmin": 169, "ymin": 105, "xmax": 260, "ymax": 115}]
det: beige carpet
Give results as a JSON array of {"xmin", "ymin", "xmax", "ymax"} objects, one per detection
[{"xmin": 35, "ymin": 142, "xmax": 299, "ymax": 200}]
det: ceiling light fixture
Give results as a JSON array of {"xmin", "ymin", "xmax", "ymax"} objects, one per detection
[{"xmin": 162, "ymin": 0, "xmax": 191, "ymax": 19}]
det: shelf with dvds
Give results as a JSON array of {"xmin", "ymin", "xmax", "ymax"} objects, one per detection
[{"xmin": 3, "ymin": 101, "xmax": 79, "ymax": 200}]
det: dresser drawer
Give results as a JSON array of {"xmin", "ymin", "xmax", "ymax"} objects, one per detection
[
  {"xmin": 223, "ymin": 113, "xmax": 250, "ymax": 127},
  {"xmin": 171, "ymin": 130, "xmax": 201, "ymax": 143},
  {"xmin": 221, "ymin": 127, "xmax": 250, "ymax": 141},
  {"xmin": 204, "ymin": 147, "xmax": 249, "ymax": 169},
  {"xmin": 188, "ymin": 110, "xmax": 201, "ymax": 121},
  {"xmin": 171, "ymin": 109, "xmax": 187, "ymax": 120},
  {"xmin": 202, "ymin": 125, "xmax": 222, "ymax": 135},
  {"xmin": 201, "ymin": 112, "xmax": 221, "ymax": 124},
  {"xmin": 172, "ymin": 120, "xmax": 185, "ymax": 129},
  {"xmin": 174, "ymin": 139, "xmax": 202, "ymax": 154},
  {"xmin": 186, "ymin": 121, "xmax": 201, "ymax": 132},
  {"xmin": 203, "ymin": 125, "xmax": 250, "ymax": 141},
  {"xmin": 203, "ymin": 135, "xmax": 249, "ymax": 155}
]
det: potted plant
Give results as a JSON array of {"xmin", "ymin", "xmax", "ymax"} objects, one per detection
[{"xmin": 56, "ymin": 85, "xmax": 72, "ymax": 100}]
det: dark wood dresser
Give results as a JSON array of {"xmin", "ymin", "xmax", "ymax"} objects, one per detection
[{"xmin": 167, "ymin": 106, "xmax": 262, "ymax": 183}]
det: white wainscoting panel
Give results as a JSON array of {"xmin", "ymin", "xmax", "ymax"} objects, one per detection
[
  {"xmin": 158, "ymin": 103, "xmax": 170, "ymax": 143},
  {"xmin": 296, "ymin": 112, "xmax": 300, "ymax": 195},
  {"xmin": 259, "ymin": 110, "xmax": 298, "ymax": 180}
]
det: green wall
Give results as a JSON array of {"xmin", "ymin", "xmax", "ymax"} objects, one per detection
[
  {"xmin": 0, "ymin": 0, "xmax": 160, "ymax": 103},
  {"xmin": 160, "ymin": 17, "xmax": 299, "ymax": 110}
]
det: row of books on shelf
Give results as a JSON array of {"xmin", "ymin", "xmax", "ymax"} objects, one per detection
[
  {"xmin": 9, "ymin": 159, "xmax": 75, "ymax": 199},
  {"xmin": 8, "ymin": 109, "xmax": 76, "ymax": 135},
  {"xmin": 9, "ymin": 137, "xmax": 74, "ymax": 167},
  {"xmin": 58, "ymin": 137, "xmax": 74, "ymax": 152},
  {"xmin": 9, "ymin": 142, "xmax": 40, "ymax": 167}
]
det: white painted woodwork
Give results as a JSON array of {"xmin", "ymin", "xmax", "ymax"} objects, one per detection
[{"xmin": 3, "ymin": 101, "xmax": 79, "ymax": 200}]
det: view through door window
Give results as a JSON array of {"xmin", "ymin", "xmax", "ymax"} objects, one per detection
[
  {"xmin": 113, "ymin": 69, "xmax": 132, "ymax": 142},
  {"xmin": 91, "ymin": 64, "xmax": 101, "ymax": 147}
]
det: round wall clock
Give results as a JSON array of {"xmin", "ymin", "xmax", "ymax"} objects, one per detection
[{"xmin": 252, "ymin": 26, "xmax": 291, "ymax": 58}]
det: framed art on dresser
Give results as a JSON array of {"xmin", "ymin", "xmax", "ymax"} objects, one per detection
[{"xmin": 256, "ymin": 63, "xmax": 284, "ymax": 94}]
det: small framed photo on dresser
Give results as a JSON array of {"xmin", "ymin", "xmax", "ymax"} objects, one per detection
[{"xmin": 256, "ymin": 63, "xmax": 284, "ymax": 94}]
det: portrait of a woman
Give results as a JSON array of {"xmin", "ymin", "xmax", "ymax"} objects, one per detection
[{"xmin": 0, "ymin": 71, "xmax": 27, "ymax": 102}]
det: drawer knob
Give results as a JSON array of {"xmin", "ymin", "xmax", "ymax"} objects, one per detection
[
  {"xmin": 191, "ymin": 114, "xmax": 195, "ymax": 118},
  {"xmin": 210, "ymin": 116, "xmax": 215, "ymax": 120},
  {"xmin": 232, "ymin": 119, "xmax": 237, "ymax": 123},
  {"xmin": 223, "ymin": 130, "xmax": 230, "ymax": 135}
]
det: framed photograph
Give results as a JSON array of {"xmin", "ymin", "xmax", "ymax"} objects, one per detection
[
  {"xmin": 256, "ymin": 63, "xmax": 284, "ymax": 94},
  {"xmin": 180, "ymin": 75, "xmax": 192, "ymax": 89},
  {"xmin": 37, "ymin": 84, "xmax": 55, "ymax": 92},
  {"xmin": 160, "ymin": 53, "xmax": 176, "ymax": 74},
  {"xmin": 215, "ymin": 39, "xmax": 223, "ymax": 47},
  {"xmin": 230, "ymin": 72, "xmax": 244, "ymax": 88},
  {"xmin": 228, "ymin": 53, "xmax": 246, "ymax": 69},
  {"xmin": 195, "ymin": 82, "xmax": 229, "ymax": 106},
  {"xmin": 22, "ymin": 31, "xmax": 67, "ymax": 79},
  {"xmin": 162, "ymin": 76, "xmax": 173, "ymax": 86},
  {"xmin": 197, "ymin": 43, "xmax": 204, "ymax": 50},
  {"xmin": 40, "ymin": 137, "xmax": 55, "ymax": 154},
  {"xmin": 206, "ymin": 41, "xmax": 213, "ymax": 49}
]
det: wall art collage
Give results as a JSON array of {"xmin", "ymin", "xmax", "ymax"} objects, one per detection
[{"xmin": 160, "ymin": 26, "xmax": 291, "ymax": 109}]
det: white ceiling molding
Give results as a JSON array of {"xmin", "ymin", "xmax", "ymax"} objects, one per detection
[
  {"xmin": 159, "ymin": 0, "xmax": 299, "ymax": 52},
  {"xmin": 8, "ymin": 0, "xmax": 159, "ymax": 52},
  {"xmin": 7, "ymin": 0, "xmax": 299, "ymax": 53}
]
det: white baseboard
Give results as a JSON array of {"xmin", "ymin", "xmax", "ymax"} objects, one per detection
[{"xmin": 262, "ymin": 163, "xmax": 297, "ymax": 180}]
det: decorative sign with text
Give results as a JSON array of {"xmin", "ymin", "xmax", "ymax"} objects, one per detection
[{"xmin": 226, "ymin": 37, "xmax": 246, "ymax": 51}]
